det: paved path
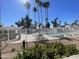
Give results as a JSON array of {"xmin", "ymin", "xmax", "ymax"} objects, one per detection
[{"xmin": 63, "ymin": 54, "xmax": 79, "ymax": 59}]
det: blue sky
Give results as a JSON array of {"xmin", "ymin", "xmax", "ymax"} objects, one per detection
[{"xmin": 1, "ymin": 0, "xmax": 79, "ymax": 26}]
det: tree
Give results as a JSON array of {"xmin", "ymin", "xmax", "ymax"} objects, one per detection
[
  {"xmin": 43, "ymin": 1, "xmax": 50, "ymax": 21},
  {"xmin": 25, "ymin": 1, "xmax": 31, "ymax": 17},
  {"xmin": 35, "ymin": 0, "xmax": 40, "ymax": 27},
  {"xmin": 24, "ymin": 15, "xmax": 32, "ymax": 28},
  {"xmin": 71, "ymin": 20, "xmax": 79, "ymax": 26},
  {"xmin": 64, "ymin": 22, "xmax": 68, "ymax": 27},
  {"xmin": 15, "ymin": 15, "xmax": 32, "ymax": 29},
  {"xmin": 39, "ymin": 1, "xmax": 43, "ymax": 26},
  {"xmin": 51, "ymin": 18, "xmax": 59, "ymax": 27},
  {"xmin": 0, "ymin": 24, "xmax": 2, "ymax": 27},
  {"xmin": 15, "ymin": 20, "xmax": 21, "ymax": 27},
  {"xmin": 45, "ymin": 19, "xmax": 50, "ymax": 28},
  {"xmin": 15, "ymin": 15, "xmax": 32, "ymax": 49},
  {"xmin": 33, "ymin": 7, "xmax": 37, "ymax": 25},
  {"xmin": 59, "ymin": 21, "xmax": 61, "ymax": 27}
]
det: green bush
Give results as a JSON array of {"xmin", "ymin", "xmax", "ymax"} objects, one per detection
[
  {"xmin": 14, "ymin": 43, "xmax": 79, "ymax": 59},
  {"xmin": 65, "ymin": 44, "xmax": 79, "ymax": 57}
]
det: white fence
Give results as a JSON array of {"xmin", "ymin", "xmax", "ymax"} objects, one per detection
[{"xmin": 0, "ymin": 27, "xmax": 79, "ymax": 41}]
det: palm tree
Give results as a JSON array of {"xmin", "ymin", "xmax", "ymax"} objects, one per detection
[
  {"xmin": 39, "ymin": 1, "xmax": 43, "ymax": 27},
  {"xmin": 71, "ymin": 20, "xmax": 78, "ymax": 26},
  {"xmin": 0, "ymin": 24, "xmax": 2, "ymax": 27},
  {"xmin": 59, "ymin": 20, "xmax": 61, "ymax": 27},
  {"xmin": 45, "ymin": 20, "xmax": 50, "ymax": 28},
  {"xmin": 25, "ymin": 1, "xmax": 31, "ymax": 35},
  {"xmin": 43, "ymin": 1, "xmax": 49, "ymax": 21},
  {"xmin": 15, "ymin": 15, "xmax": 32, "ymax": 29},
  {"xmin": 33, "ymin": 7, "xmax": 37, "ymax": 24},
  {"xmin": 51, "ymin": 18, "xmax": 59, "ymax": 27},
  {"xmin": 45, "ymin": 16, "xmax": 50, "ymax": 28},
  {"xmin": 35, "ymin": 0, "xmax": 40, "ymax": 27},
  {"xmin": 15, "ymin": 20, "xmax": 21, "ymax": 27},
  {"xmin": 35, "ymin": 0, "xmax": 40, "ymax": 3},
  {"xmin": 25, "ymin": 1, "xmax": 31, "ymax": 17},
  {"xmin": 64, "ymin": 22, "xmax": 68, "ymax": 26},
  {"xmin": 24, "ymin": 15, "xmax": 32, "ymax": 29},
  {"xmin": 0, "ymin": 16, "xmax": 2, "ymax": 27}
]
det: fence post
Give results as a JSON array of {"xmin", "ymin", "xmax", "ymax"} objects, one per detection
[{"xmin": 7, "ymin": 30, "xmax": 10, "ymax": 41}]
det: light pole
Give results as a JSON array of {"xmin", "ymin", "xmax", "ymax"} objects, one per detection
[
  {"xmin": 0, "ymin": 1, "xmax": 1, "ymax": 27},
  {"xmin": 0, "ymin": 40, "xmax": 2, "ymax": 59}
]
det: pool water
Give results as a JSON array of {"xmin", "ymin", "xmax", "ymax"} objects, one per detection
[{"xmin": 47, "ymin": 32, "xmax": 69, "ymax": 37}]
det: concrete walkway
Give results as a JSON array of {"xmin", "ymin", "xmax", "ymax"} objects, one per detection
[{"xmin": 63, "ymin": 54, "xmax": 79, "ymax": 59}]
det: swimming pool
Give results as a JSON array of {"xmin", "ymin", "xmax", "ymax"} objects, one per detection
[{"xmin": 47, "ymin": 32, "xmax": 69, "ymax": 37}]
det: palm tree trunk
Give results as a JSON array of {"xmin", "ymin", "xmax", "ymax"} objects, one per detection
[
  {"xmin": 26, "ymin": 29, "xmax": 28, "ymax": 49},
  {"xmin": 34, "ymin": 12, "xmax": 37, "ymax": 29},
  {"xmin": 47, "ymin": 8, "xmax": 48, "ymax": 20},
  {"xmin": 28, "ymin": 9, "xmax": 31, "ymax": 34},
  {"xmin": 26, "ymin": 9, "xmax": 30, "ymax": 49},
  {"xmin": 0, "ymin": 17, "xmax": 1, "ymax": 26},
  {"xmin": 34, "ymin": 12, "xmax": 36, "ymax": 23},
  {"xmin": 40, "ymin": 6, "xmax": 43, "ymax": 32},
  {"xmin": 37, "ymin": 5, "xmax": 40, "ymax": 28},
  {"xmin": 40, "ymin": 6, "xmax": 43, "ymax": 26},
  {"xmin": 45, "ymin": 8, "xmax": 47, "ymax": 23},
  {"xmin": 0, "ymin": 3, "xmax": 1, "ymax": 26},
  {"xmin": 35, "ymin": 2, "xmax": 40, "ymax": 27},
  {"xmin": 28, "ymin": 10, "xmax": 29, "ymax": 17}
]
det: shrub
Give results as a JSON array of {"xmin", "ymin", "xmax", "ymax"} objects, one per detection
[
  {"xmin": 65, "ymin": 44, "xmax": 79, "ymax": 57},
  {"xmin": 14, "ymin": 42, "xmax": 79, "ymax": 59}
]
